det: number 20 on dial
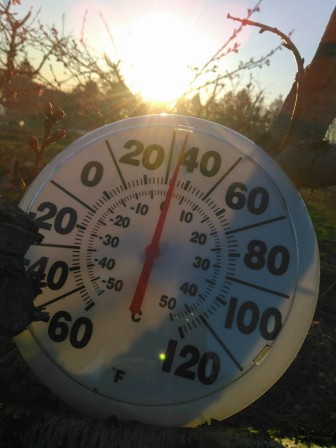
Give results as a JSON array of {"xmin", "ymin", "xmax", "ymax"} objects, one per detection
[{"xmin": 15, "ymin": 115, "xmax": 319, "ymax": 427}]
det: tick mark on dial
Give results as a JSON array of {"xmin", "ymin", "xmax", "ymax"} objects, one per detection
[
  {"xmin": 85, "ymin": 301, "xmax": 95, "ymax": 311},
  {"xmin": 206, "ymin": 279, "xmax": 216, "ymax": 286},
  {"xmin": 39, "ymin": 285, "xmax": 86, "ymax": 308},
  {"xmin": 92, "ymin": 276, "xmax": 100, "ymax": 282},
  {"xmin": 183, "ymin": 180, "xmax": 190, "ymax": 190},
  {"xmin": 200, "ymin": 315, "xmax": 243, "ymax": 371},
  {"xmin": 225, "ymin": 216, "xmax": 287, "ymax": 236},
  {"xmin": 215, "ymin": 296, "xmax": 226, "ymax": 305},
  {"xmin": 50, "ymin": 180, "xmax": 96, "ymax": 213},
  {"xmin": 105, "ymin": 140, "xmax": 127, "ymax": 190},
  {"xmin": 178, "ymin": 326, "xmax": 185, "ymax": 339},
  {"xmin": 226, "ymin": 276, "xmax": 290, "ymax": 298},
  {"xmin": 103, "ymin": 190, "xmax": 111, "ymax": 200},
  {"xmin": 37, "ymin": 243, "xmax": 80, "ymax": 250},
  {"xmin": 215, "ymin": 208, "xmax": 225, "ymax": 217},
  {"xmin": 228, "ymin": 252, "xmax": 240, "ymax": 258},
  {"xmin": 184, "ymin": 303, "xmax": 192, "ymax": 313},
  {"xmin": 70, "ymin": 265, "xmax": 80, "ymax": 272}
]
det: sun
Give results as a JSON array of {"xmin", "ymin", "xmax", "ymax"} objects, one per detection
[
  {"xmin": 116, "ymin": 12, "xmax": 214, "ymax": 104},
  {"xmin": 84, "ymin": 10, "xmax": 217, "ymax": 105}
]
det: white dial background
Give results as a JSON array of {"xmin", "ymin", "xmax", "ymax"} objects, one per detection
[{"xmin": 15, "ymin": 115, "xmax": 319, "ymax": 427}]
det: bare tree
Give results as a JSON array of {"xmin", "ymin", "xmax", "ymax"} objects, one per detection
[
  {"xmin": 0, "ymin": 0, "xmax": 65, "ymax": 100},
  {"xmin": 0, "ymin": 0, "xmax": 139, "ymax": 122},
  {"xmin": 255, "ymin": 7, "xmax": 336, "ymax": 188}
]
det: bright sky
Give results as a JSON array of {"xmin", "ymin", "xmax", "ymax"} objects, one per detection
[{"xmin": 18, "ymin": 0, "xmax": 335, "ymax": 104}]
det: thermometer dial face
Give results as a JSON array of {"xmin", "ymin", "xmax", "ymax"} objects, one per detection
[{"xmin": 16, "ymin": 115, "xmax": 319, "ymax": 427}]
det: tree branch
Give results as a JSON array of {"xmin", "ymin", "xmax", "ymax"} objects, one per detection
[
  {"xmin": 227, "ymin": 14, "xmax": 305, "ymax": 154},
  {"xmin": 236, "ymin": 8, "xmax": 336, "ymax": 188}
]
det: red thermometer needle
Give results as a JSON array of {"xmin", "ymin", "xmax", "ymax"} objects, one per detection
[{"xmin": 129, "ymin": 133, "xmax": 189, "ymax": 315}]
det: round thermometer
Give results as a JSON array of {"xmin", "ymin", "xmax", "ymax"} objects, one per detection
[{"xmin": 15, "ymin": 114, "xmax": 319, "ymax": 427}]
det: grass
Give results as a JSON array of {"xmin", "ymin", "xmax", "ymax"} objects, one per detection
[
  {"xmin": 0, "ymin": 122, "xmax": 77, "ymax": 203},
  {"xmin": 302, "ymin": 188, "xmax": 336, "ymax": 326}
]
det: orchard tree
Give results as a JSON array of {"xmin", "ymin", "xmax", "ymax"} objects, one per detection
[
  {"xmin": 176, "ymin": 77, "xmax": 283, "ymax": 140},
  {"xmin": 239, "ymin": 8, "xmax": 336, "ymax": 189},
  {"xmin": 0, "ymin": 0, "xmax": 139, "ymax": 121},
  {"xmin": 0, "ymin": 0, "xmax": 60, "ymax": 102}
]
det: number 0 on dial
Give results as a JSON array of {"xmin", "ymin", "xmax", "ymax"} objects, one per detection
[{"xmin": 15, "ymin": 115, "xmax": 319, "ymax": 427}]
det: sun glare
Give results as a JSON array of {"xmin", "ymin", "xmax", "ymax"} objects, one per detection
[{"xmin": 115, "ymin": 12, "xmax": 214, "ymax": 104}]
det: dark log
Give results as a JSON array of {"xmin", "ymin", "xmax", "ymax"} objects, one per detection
[{"xmin": 0, "ymin": 198, "xmax": 48, "ymax": 336}]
